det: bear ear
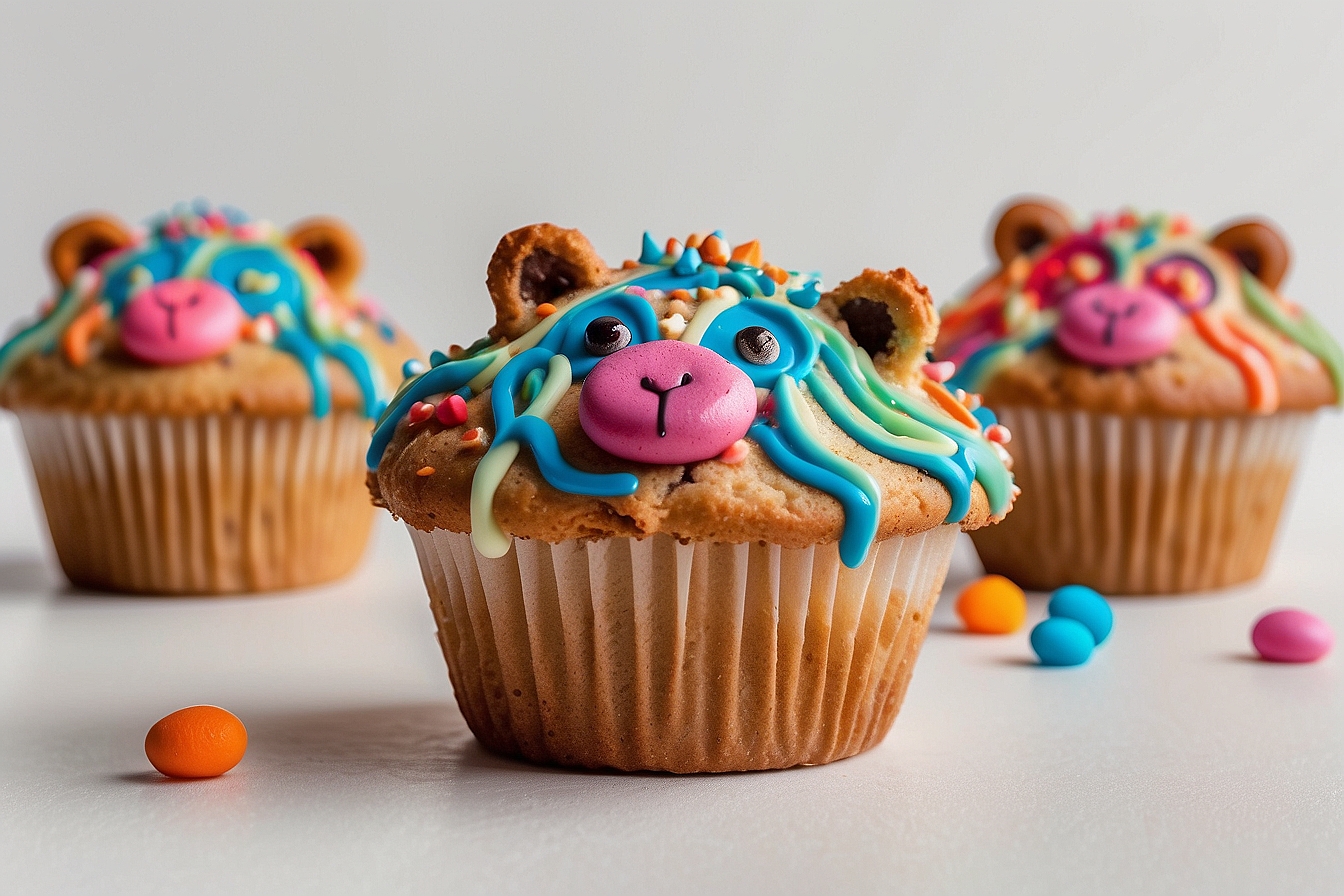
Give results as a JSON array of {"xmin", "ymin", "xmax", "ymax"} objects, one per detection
[
  {"xmin": 819, "ymin": 268, "xmax": 939, "ymax": 386},
  {"xmin": 287, "ymin": 218, "xmax": 364, "ymax": 294},
  {"xmin": 1209, "ymin": 218, "xmax": 1290, "ymax": 291},
  {"xmin": 47, "ymin": 215, "xmax": 136, "ymax": 288},
  {"xmin": 486, "ymin": 223, "xmax": 613, "ymax": 342},
  {"xmin": 991, "ymin": 198, "xmax": 1073, "ymax": 266}
]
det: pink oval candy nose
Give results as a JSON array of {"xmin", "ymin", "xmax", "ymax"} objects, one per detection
[
  {"xmin": 579, "ymin": 340, "xmax": 757, "ymax": 464},
  {"xmin": 120, "ymin": 279, "xmax": 245, "ymax": 365},
  {"xmin": 1055, "ymin": 283, "xmax": 1181, "ymax": 367}
]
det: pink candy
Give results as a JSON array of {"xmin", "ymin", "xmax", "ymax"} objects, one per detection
[
  {"xmin": 1055, "ymin": 283, "xmax": 1180, "ymax": 367},
  {"xmin": 119, "ymin": 279, "xmax": 244, "ymax": 365},
  {"xmin": 579, "ymin": 340, "xmax": 756, "ymax": 464},
  {"xmin": 1252, "ymin": 609, "xmax": 1333, "ymax": 663}
]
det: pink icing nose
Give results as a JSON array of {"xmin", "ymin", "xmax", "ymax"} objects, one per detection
[
  {"xmin": 579, "ymin": 340, "xmax": 757, "ymax": 464},
  {"xmin": 1055, "ymin": 283, "xmax": 1181, "ymax": 367},
  {"xmin": 120, "ymin": 279, "xmax": 245, "ymax": 365}
]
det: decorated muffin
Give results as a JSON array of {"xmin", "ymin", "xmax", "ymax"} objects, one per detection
[
  {"xmin": 368, "ymin": 224, "xmax": 1015, "ymax": 772},
  {"xmin": 0, "ymin": 201, "xmax": 417, "ymax": 593},
  {"xmin": 936, "ymin": 198, "xmax": 1342, "ymax": 594}
]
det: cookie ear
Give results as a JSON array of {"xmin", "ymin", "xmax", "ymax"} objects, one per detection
[
  {"xmin": 48, "ymin": 215, "xmax": 136, "ymax": 288},
  {"xmin": 287, "ymin": 218, "xmax": 364, "ymax": 294},
  {"xmin": 1210, "ymin": 218, "xmax": 1290, "ymax": 291},
  {"xmin": 819, "ymin": 268, "xmax": 939, "ymax": 386},
  {"xmin": 486, "ymin": 223, "xmax": 612, "ymax": 342},
  {"xmin": 992, "ymin": 198, "xmax": 1073, "ymax": 266}
]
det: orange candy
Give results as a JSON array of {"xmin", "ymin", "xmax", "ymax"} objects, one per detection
[
  {"xmin": 955, "ymin": 575, "xmax": 1027, "ymax": 634},
  {"xmin": 145, "ymin": 705, "xmax": 248, "ymax": 779}
]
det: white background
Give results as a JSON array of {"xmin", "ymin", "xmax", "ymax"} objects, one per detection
[{"xmin": 1, "ymin": 2, "xmax": 1342, "ymax": 894}]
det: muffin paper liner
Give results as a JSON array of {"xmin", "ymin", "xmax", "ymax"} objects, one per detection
[
  {"xmin": 971, "ymin": 407, "xmax": 1313, "ymax": 594},
  {"xmin": 407, "ymin": 524, "xmax": 960, "ymax": 772},
  {"xmin": 16, "ymin": 410, "xmax": 374, "ymax": 594}
]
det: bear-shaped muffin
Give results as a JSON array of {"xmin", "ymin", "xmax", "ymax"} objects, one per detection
[
  {"xmin": 936, "ymin": 198, "xmax": 1342, "ymax": 593},
  {"xmin": 0, "ymin": 201, "xmax": 417, "ymax": 593},
  {"xmin": 368, "ymin": 224, "xmax": 1015, "ymax": 772}
]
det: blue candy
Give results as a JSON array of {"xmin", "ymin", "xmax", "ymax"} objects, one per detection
[
  {"xmin": 1047, "ymin": 584, "xmax": 1113, "ymax": 645},
  {"xmin": 1030, "ymin": 618, "xmax": 1095, "ymax": 667}
]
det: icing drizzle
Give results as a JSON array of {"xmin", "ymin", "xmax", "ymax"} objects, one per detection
[{"xmin": 370, "ymin": 232, "xmax": 1013, "ymax": 567}]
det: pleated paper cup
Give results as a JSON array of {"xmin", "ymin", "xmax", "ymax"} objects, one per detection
[
  {"xmin": 407, "ymin": 524, "xmax": 959, "ymax": 773},
  {"xmin": 15, "ymin": 410, "xmax": 375, "ymax": 594},
  {"xmin": 970, "ymin": 407, "xmax": 1313, "ymax": 594}
]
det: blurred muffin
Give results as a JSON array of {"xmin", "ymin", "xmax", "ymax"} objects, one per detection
[
  {"xmin": 0, "ymin": 201, "xmax": 418, "ymax": 593},
  {"xmin": 368, "ymin": 224, "xmax": 1015, "ymax": 772},
  {"xmin": 936, "ymin": 198, "xmax": 1341, "ymax": 593}
]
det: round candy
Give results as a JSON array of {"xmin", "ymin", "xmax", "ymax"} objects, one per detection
[
  {"xmin": 145, "ymin": 705, "xmax": 248, "ymax": 778},
  {"xmin": 1055, "ymin": 283, "xmax": 1181, "ymax": 367},
  {"xmin": 1251, "ymin": 609, "xmax": 1333, "ymax": 663},
  {"xmin": 955, "ymin": 574, "xmax": 1027, "ymax": 634},
  {"xmin": 1030, "ymin": 618, "xmax": 1095, "ymax": 667},
  {"xmin": 1046, "ymin": 584, "xmax": 1113, "ymax": 645},
  {"xmin": 120, "ymin": 279, "xmax": 245, "ymax": 365},
  {"xmin": 579, "ymin": 340, "xmax": 757, "ymax": 464}
]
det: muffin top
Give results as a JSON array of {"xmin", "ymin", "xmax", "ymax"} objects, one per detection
[
  {"xmin": 368, "ymin": 224, "xmax": 1016, "ymax": 568},
  {"xmin": 935, "ymin": 198, "xmax": 1342, "ymax": 416},
  {"xmin": 0, "ymin": 201, "xmax": 417, "ymax": 417}
]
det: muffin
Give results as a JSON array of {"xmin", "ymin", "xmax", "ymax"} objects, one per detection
[
  {"xmin": 368, "ymin": 224, "xmax": 1015, "ymax": 772},
  {"xmin": 936, "ymin": 198, "xmax": 1341, "ymax": 594},
  {"xmin": 0, "ymin": 201, "xmax": 418, "ymax": 593}
]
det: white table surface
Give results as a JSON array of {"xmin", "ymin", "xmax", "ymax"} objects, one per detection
[{"xmin": 2, "ymin": 413, "xmax": 1342, "ymax": 896}]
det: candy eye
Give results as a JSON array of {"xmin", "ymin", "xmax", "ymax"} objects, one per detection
[
  {"xmin": 735, "ymin": 326, "xmax": 780, "ymax": 365},
  {"xmin": 1022, "ymin": 236, "xmax": 1116, "ymax": 309},
  {"xmin": 236, "ymin": 268, "xmax": 281, "ymax": 295},
  {"xmin": 584, "ymin": 316, "xmax": 632, "ymax": 356},
  {"xmin": 1144, "ymin": 255, "xmax": 1215, "ymax": 312}
]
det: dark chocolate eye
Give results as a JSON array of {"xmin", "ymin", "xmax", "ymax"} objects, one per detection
[
  {"xmin": 735, "ymin": 326, "xmax": 779, "ymax": 365},
  {"xmin": 583, "ymin": 316, "xmax": 632, "ymax": 356}
]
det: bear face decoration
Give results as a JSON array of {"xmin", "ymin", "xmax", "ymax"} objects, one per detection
[
  {"xmin": 935, "ymin": 198, "xmax": 1343, "ymax": 413},
  {"xmin": 0, "ymin": 201, "xmax": 399, "ymax": 417},
  {"xmin": 368, "ymin": 224, "xmax": 1015, "ymax": 568}
]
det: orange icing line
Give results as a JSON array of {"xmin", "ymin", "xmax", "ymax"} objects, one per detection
[
  {"xmin": 1190, "ymin": 311, "xmax": 1279, "ymax": 413},
  {"xmin": 921, "ymin": 378, "xmax": 980, "ymax": 429},
  {"xmin": 61, "ymin": 302, "xmax": 107, "ymax": 367},
  {"xmin": 939, "ymin": 273, "xmax": 1007, "ymax": 338}
]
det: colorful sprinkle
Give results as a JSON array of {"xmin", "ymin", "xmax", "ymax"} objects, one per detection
[
  {"xmin": 436, "ymin": 393, "xmax": 468, "ymax": 427},
  {"xmin": 922, "ymin": 360, "xmax": 956, "ymax": 383},
  {"xmin": 536, "ymin": 303, "xmax": 557, "ymax": 318},
  {"xmin": 985, "ymin": 423, "xmax": 1011, "ymax": 444},
  {"xmin": 699, "ymin": 234, "xmax": 730, "ymax": 266},
  {"xmin": 718, "ymin": 439, "xmax": 750, "ymax": 464},
  {"xmin": 408, "ymin": 402, "xmax": 436, "ymax": 424},
  {"xmin": 731, "ymin": 240, "xmax": 763, "ymax": 268},
  {"xmin": 416, "ymin": 466, "xmax": 436, "ymax": 477}
]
